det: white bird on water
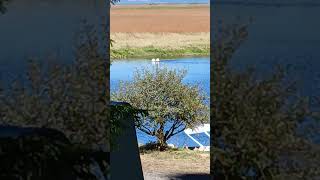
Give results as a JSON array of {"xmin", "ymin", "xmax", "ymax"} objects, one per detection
[
  {"xmin": 151, "ymin": 58, "xmax": 156, "ymax": 62},
  {"xmin": 155, "ymin": 58, "xmax": 160, "ymax": 62}
]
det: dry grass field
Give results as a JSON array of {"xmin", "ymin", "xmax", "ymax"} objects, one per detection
[
  {"xmin": 140, "ymin": 149, "xmax": 210, "ymax": 180},
  {"xmin": 111, "ymin": 33, "xmax": 209, "ymax": 49},
  {"xmin": 110, "ymin": 32, "xmax": 210, "ymax": 58},
  {"xmin": 110, "ymin": 4, "xmax": 210, "ymax": 59}
]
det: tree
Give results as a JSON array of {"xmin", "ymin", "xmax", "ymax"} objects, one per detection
[
  {"xmin": 0, "ymin": 19, "xmax": 114, "ymax": 180},
  {"xmin": 0, "ymin": 0, "xmax": 123, "ymax": 150},
  {"xmin": 211, "ymin": 21, "xmax": 320, "ymax": 179},
  {"xmin": 0, "ymin": 22, "xmax": 109, "ymax": 148},
  {"xmin": 0, "ymin": 4, "xmax": 116, "ymax": 179},
  {"xmin": 112, "ymin": 66, "xmax": 209, "ymax": 150}
]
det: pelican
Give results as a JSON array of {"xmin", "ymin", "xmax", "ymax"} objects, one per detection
[
  {"xmin": 151, "ymin": 58, "xmax": 156, "ymax": 62},
  {"xmin": 155, "ymin": 58, "xmax": 160, "ymax": 62}
]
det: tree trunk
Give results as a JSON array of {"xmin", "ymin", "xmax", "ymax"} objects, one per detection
[
  {"xmin": 156, "ymin": 131, "xmax": 167, "ymax": 151},
  {"xmin": 155, "ymin": 122, "xmax": 167, "ymax": 151}
]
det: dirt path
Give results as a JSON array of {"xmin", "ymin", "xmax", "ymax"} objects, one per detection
[
  {"xmin": 144, "ymin": 172, "xmax": 210, "ymax": 180},
  {"xmin": 111, "ymin": 4, "xmax": 210, "ymax": 33},
  {"xmin": 140, "ymin": 150, "xmax": 210, "ymax": 180}
]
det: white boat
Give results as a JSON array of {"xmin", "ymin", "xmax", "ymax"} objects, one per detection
[{"xmin": 184, "ymin": 123, "xmax": 210, "ymax": 151}]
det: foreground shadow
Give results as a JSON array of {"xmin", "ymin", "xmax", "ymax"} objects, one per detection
[{"xmin": 168, "ymin": 173, "xmax": 210, "ymax": 180}]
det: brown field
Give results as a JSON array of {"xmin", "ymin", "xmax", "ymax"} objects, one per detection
[{"xmin": 111, "ymin": 4, "xmax": 210, "ymax": 33}]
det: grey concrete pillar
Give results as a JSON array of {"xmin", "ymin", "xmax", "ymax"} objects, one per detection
[{"xmin": 110, "ymin": 102, "xmax": 144, "ymax": 180}]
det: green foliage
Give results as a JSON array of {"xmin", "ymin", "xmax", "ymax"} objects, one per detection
[
  {"xmin": 0, "ymin": 23, "xmax": 109, "ymax": 149},
  {"xmin": 211, "ymin": 22, "xmax": 320, "ymax": 179},
  {"xmin": 0, "ymin": 4, "xmax": 113, "ymax": 180},
  {"xmin": 139, "ymin": 142, "xmax": 163, "ymax": 152},
  {"xmin": 111, "ymin": 46, "xmax": 210, "ymax": 59},
  {"xmin": 110, "ymin": 102, "xmax": 148, "ymax": 150},
  {"xmin": 112, "ymin": 66, "xmax": 209, "ymax": 150},
  {"xmin": 0, "ymin": 20, "xmax": 114, "ymax": 179}
]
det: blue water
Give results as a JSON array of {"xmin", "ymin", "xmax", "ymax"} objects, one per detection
[
  {"xmin": 111, "ymin": 57, "xmax": 210, "ymax": 147},
  {"xmin": 118, "ymin": 0, "xmax": 209, "ymax": 5}
]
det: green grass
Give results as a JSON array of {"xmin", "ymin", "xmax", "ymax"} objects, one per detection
[
  {"xmin": 111, "ymin": 45, "xmax": 210, "ymax": 60},
  {"xmin": 138, "ymin": 142, "xmax": 209, "ymax": 160}
]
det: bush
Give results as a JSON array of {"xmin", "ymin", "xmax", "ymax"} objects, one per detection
[{"xmin": 211, "ymin": 21, "xmax": 320, "ymax": 179}]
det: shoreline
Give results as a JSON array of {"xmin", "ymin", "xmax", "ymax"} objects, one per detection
[
  {"xmin": 111, "ymin": 46, "xmax": 210, "ymax": 60},
  {"xmin": 111, "ymin": 55, "xmax": 210, "ymax": 61}
]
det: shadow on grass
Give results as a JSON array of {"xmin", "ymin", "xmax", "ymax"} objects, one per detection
[{"xmin": 168, "ymin": 173, "xmax": 210, "ymax": 180}]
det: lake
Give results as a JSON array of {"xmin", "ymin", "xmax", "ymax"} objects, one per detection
[{"xmin": 111, "ymin": 56, "xmax": 210, "ymax": 147}]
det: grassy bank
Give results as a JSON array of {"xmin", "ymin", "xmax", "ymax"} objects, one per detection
[
  {"xmin": 111, "ymin": 46, "xmax": 209, "ymax": 59},
  {"xmin": 111, "ymin": 33, "xmax": 210, "ymax": 59}
]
